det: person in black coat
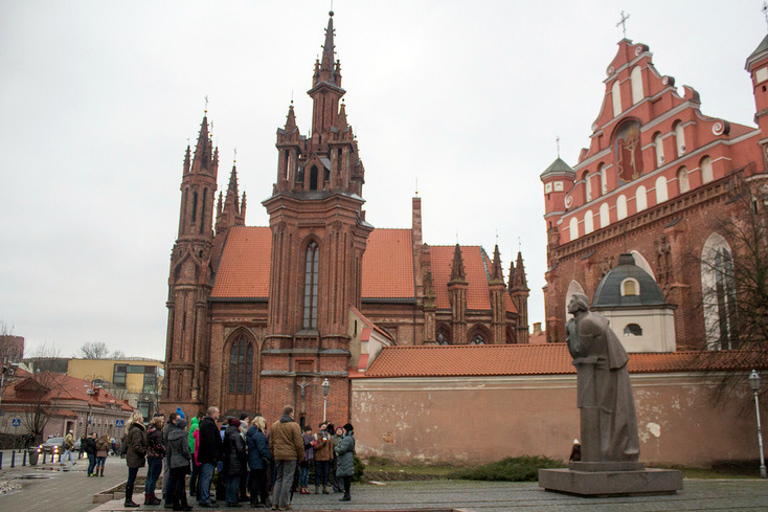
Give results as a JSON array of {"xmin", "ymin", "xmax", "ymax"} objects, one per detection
[
  {"xmin": 84, "ymin": 433, "xmax": 97, "ymax": 477},
  {"xmin": 167, "ymin": 417, "xmax": 192, "ymax": 511},
  {"xmin": 197, "ymin": 406, "xmax": 223, "ymax": 507},
  {"xmin": 223, "ymin": 417, "xmax": 247, "ymax": 507}
]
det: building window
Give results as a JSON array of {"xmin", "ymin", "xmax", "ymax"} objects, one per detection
[
  {"xmin": 656, "ymin": 176, "xmax": 668, "ymax": 203},
  {"xmin": 569, "ymin": 217, "xmax": 579, "ymax": 241},
  {"xmin": 584, "ymin": 210, "xmax": 594, "ymax": 234},
  {"xmin": 612, "ymin": 80, "xmax": 622, "ymax": 117},
  {"xmin": 599, "ymin": 203, "xmax": 610, "ymax": 228},
  {"xmin": 617, "ymin": 195, "xmax": 628, "ymax": 220},
  {"xmin": 303, "ymin": 241, "xmax": 319, "ymax": 329},
  {"xmin": 229, "ymin": 335, "xmax": 254, "ymax": 394},
  {"xmin": 436, "ymin": 328, "xmax": 450, "ymax": 345},
  {"xmin": 470, "ymin": 333, "xmax": 485, "ymax": 345},
  {"xmin": 636, "ymin": 185, "xmax": 647, "ymax": 212},
  {"xmin": 630, "ymin": 66, "xmax": 644, "ymax": 104},
  {"xmin": 624, "ymin": 323, "xmax": 643, "ymax": 336},
  {"xmin": 701, "ymin": 234, "xmax": 738, "ymax": 350},
  {"xmin": 674, "ymin": 122, "xmax": 686, "ymax": 156},
  {"xmin": 621, "ymin": 278, "xmax": 639, "ymax": 296},
  {"xmin": 654, "ymin": 133, "xmax": 664, "ymax": 167},
  {"xmin": 113, "ymin": 365, "xmax": 127, "ymax": 387},
  {"xmin": 309, "ymin": 165, "xmax": 319, "ymax": 190},
  {"xmin": 678, "ymin": 167, "xmax": 690, "ymax": 194},
  {"xmin": 701, "ymin": 156, "xmax": 713, "ymax": 184},
  {"xmin": 599, "ymin": 164, "xmax": 608, "ymax": 195},
  {"xmin": 584, "ymin": 171, "xmax": 592, "ymax": 202}
]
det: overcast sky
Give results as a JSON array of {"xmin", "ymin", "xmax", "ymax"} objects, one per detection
[{"xmin": 1, "ymin": 1, "xmax": 766, "ymax": 360}]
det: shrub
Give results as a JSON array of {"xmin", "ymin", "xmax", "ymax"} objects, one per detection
[
  {"xmin": 448, "ymin": 455, "xmax": 566, "ymax": 482},
  {"xmin": 352, "ymin": 455, "xmax": 366, "ymax": 482}
]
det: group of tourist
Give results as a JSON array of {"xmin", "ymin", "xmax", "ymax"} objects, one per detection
[{"xmin": 120, "ymin": 404, "xmax": 356, "ymax": 510}]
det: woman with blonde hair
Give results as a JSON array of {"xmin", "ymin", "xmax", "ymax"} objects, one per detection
[
  {"xmin": 123, "ymin": 410, "xmax": 147, "ymax": 508},
  {"xmin": 246, "ymin": 415, "xmax": 272, "ymax": 508}
]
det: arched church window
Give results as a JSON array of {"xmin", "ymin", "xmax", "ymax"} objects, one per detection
[
  {"xmin": 636, "ymin": 185, "xmax": 647, "ymax": 212},
  {"xmin": 583, "ymin": 171, "xmax": 592, "ymax": 202},
  {"xmin": 584, "ymin": 210, "xmax": 594, "ymax": 234},
  {"xmin": 654, "ymin": 133, "xmax": 664, "ymax": 167},
  {"xmin": 191, "ymin": 191, "xmax": 198, "ymax": 223},
  {"xmin": 470, "ymin": 332, "xmax": 486, "ymax": 345},
  {"xmin": 617, "ymin": 195, "xmax": 628, "ymax": 220},
  {"xmin": 599, "ymin": 164, "xmax": 608, "ymax": 195},
  {"xmin": 621, "ymin": 278, "xmax": 639, "ymax": 296},
  {"xmin": 436, "ymin": 329, "xmax": 450, "ymax": 345},
  {"xmin": 200, "ymin": 188, "xmax": 207, "ymax": 234},
  {"xmin": 569, "ymin": 217, "xmax": 579, "ymax": 241},
  {"xmin": 303, "ymin": 241, "xmax": 319, "ymax": 329},
  {"xmin": 655, "ymin": 176, "xmax": 668, "ymax": 203},
  {"xmin": 229, "ymin": 335, "xmax": 254, "ymax": 394},
  {"xmin": 624, "ymin": 323, "xmax": 643, "ymax": 336},
  {"xmin": 701, "ymin": 234, "xmax": 738, "ymax": 350},
  {"xmin": 612, "ymin": 81, "xmax": 622, "ymax": 117},
  {"xmin": 310, "ymin": 165, "xmax": 319, "ymax": 190},
  {"xmin": 701, "ymin": 156, "xmax": 713, "ymax": 184},
  {"xmin": 678, "ymin": 167, "xmax": 690, "ymax": 194},
  {"xmin": 674, "ymin": 122, "xmax": 686, "ymax": 156}
]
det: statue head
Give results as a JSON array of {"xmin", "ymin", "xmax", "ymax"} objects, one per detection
[{"xmin": 567, "ymin": 293, "xmax": 590, "ymax": 315}]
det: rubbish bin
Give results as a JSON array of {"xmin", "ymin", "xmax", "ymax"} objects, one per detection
[{"xmin": 28, "ymin": 449, "xmax": 39, "ymax": 466}]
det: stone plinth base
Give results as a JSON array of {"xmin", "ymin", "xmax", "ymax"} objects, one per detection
[{"xmin": 538, "ymin": 467, "xmax": 683, "ymax": 497}]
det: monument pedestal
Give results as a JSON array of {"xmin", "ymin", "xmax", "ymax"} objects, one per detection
[{"xmin": 538, "ymin": 463, "xmax": 682, "ymax": 497}]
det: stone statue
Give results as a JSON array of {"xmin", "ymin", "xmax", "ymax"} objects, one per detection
[{"xmin": 566, "ymin": 293, "xmax": 640, "ymax": 463}]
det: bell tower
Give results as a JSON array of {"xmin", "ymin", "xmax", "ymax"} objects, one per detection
[
  {"xmin": 260, "ymin": 11, "xmax": 373, "ymax": 425},
  {"xmin": 162, "ymin": 115, "xmax": 218, "ymax": 414}
]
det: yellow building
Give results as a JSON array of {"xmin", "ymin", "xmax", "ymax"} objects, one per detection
[{"xmin": 67, "ymin": 358, "xmax": 163, "ymax": 418}]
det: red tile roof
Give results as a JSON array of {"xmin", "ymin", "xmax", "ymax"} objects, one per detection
[
  {"xmin": 361, "ymin": 229, "xmax": 414, "ymax": 299},
  {"xmin": 212, "ymin": 227, "xmax": 272, "ymax": 298},
  {"xmin": 361, "ymin": 344, "xmax": 767, "ymax": 378},
  {"xmin": 2, "ymin": 372, "xmax": 134, "ymax": 412},
  {"xmin": 430, "ymin": 246, "xmax": 516, "ymax": 313}
]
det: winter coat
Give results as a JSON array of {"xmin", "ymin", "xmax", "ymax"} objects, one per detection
[
  {"xmin": 95, "ymin": 436, "xmax": 110, "ymax": 458},
  {"xmin": 197, "ymin": 415, "xmax": 223, "ymax": 465},
  {"xmin": 125, "ymin": 422, "xmax": 147, "ymax": 469},
  {"xmin": 246, "ymin": 426, "xmax": 272, "ymax": 470},
  {"xmin": 167, "ymin": 422, "xmax": 191, "ymax": 471},
  {"xmin": 302, "ymin": 432, "xmax": 315, "ymax": 463},
  {"xmin": 146, "ymin": 425, "xmax": 165, "ymax": 460},
  {"xmin": 188, "ymin": 416, "xmax": 199, "ymax": 455},
  {"xmin": 312, "ymin": 431, "xmax": 333, "ymax": 462},
  {"xmin": 84, "ymin": 437, "xmax": 97, "ymax": 455},
  {"xmin": 334, "ymin": 432, "xmax": 355, "ymax": 477},
  {"xmin": 269, "ymin": 415, "xmax": 304, "ymax": 461},
  {"xmin": 223, "ymin": 423, "xmax": 247, "ymax": 476}
]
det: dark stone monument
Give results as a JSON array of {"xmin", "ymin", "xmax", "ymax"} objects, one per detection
[{"xmin": 538, "ymin": 293, "xmax": 683, "ymax": 496}]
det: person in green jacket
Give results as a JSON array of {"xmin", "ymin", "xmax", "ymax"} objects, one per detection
[{"xmin": 188, "ymin": 412, "xmax": 204, "ymax": 499}]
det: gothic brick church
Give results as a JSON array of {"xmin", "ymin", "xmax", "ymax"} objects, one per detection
[
  {"xmin": 161, "ymin": 12, "xmax": 529, "ymax": 424},
  {"xmin": 541, "ymin": 35, "xmax": 768, "ymax": 351}
]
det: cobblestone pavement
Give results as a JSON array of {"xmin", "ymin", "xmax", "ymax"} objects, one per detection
[{"xmin": 2, "ymin": 453, "xmax": 767, "ymax": 512}]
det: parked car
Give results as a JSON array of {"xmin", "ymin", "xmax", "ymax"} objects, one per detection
[{"xmin": 39, "ymin": 436, "xmax": 65, "ymax": 453}]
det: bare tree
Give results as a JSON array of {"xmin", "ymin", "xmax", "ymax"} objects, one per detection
[
  {"xmin": 0, "ymin": 320, "xmax": 13, "ymax": 335},
  {"xmin": 29, "ymin": 341, "xmax": 60, "ymax": 358},
  {"xmin": 77, "ymin": 341, "xmax": 111, "ymax": 359},
  {"xmin": 16, "ymin": 371, "xmax": 64, "ymax": 440},
  {"xmin": 694, "ymin": 171, "xmax": 768, "ymax": 403}
]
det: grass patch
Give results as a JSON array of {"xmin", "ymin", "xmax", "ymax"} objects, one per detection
[{"xmin": 448, "ymin": 456, "xmax": 566, "ymax": 482}]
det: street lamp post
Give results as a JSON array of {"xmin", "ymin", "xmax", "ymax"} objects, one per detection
[
  {"xmin": 748, "ymin": 370, "xmax": 767, "ymax": 479},
  {"xmin": 321, "ymin": 379, "xmax": 330, "ymax": 423}
]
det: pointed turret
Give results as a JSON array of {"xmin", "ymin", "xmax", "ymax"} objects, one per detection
[
  {"xmin": 215, "ymin": 164, "xmax": 245, "ymax": 235},
  {"xmin": 490, "ymin": 245, "xmax": 504, "ymax": 284},
  {"xmin": 191, "ymin": 116, "xmax": 217, "ymax": 176},
  {"xmin": 450, "ymin": 244, "xmax": 467, "ymax": 283},
  {"xmin": 285, "ymin": 102, "xmax": 298, "ymax": 134},
  {"xmin": 510, "ymin": 251, "xmax": 530, "ymax": 344},
  {"xmin": 183, "ymin": 145, "xmax": 191, "ymax": 175},
  {"xmin": 315, "ymin": 11, "xmax": 341, "ymax": 88}
]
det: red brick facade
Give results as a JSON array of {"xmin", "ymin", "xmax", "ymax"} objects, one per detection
[
  {"xmin": 541, "ymin": 37, "xmax": 768, "ymax": 349},
  {"xmin": 161, "ymin": 13, "xmax": 528, "ymax": 424}
]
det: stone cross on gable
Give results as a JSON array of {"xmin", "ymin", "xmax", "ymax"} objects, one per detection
[
  {"xmin": 556, "ymin": 135, "xmax": 560, "ymax": 158},
  {"xmin": 616, "ymin": 10, "xmax": 630, "ymax": 39},
  {"xmin": 764, "ymin": 1, "xmax": 768, "ymax": 32}
]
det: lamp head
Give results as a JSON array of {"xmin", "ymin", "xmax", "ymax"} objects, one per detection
[
  {"xmin": 749, "ymin": 370, "xmax": 761, "ymax": 392},
  {"xmin": 322, "ymin": 378, "xmax": 330, "ymax": 397}
]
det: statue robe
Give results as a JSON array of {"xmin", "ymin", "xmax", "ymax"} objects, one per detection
[{"xmin": 566, "ymin": 310, "xmax": 640, "ymax": 462}]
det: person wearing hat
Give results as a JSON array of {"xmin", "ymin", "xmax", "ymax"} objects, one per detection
[{"xmin": 334, "ymin": 423, "xmax": 355, "ymax": 502}]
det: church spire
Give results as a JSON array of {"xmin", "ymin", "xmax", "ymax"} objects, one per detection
[
  {"xmin": 215, "ymin": 163, "xmax": 245, "ymax": 235},
  {"xmin": 191, "ymin": 115, "xmax": 216, "ymax": 175},
  {"xmin": 315, "ymin": 11, "xmax": 340, "ymax": 88},
  {"xmin": 490, "ymin": 244, "xmax": 504, "ymax": 284},
  {"xmin": 450, "ymin": 244, "xmax": 467, "ymax": 282},
  {"xmin": 285, "ymin": 102, "xmax": 298, "ymax": 133}
]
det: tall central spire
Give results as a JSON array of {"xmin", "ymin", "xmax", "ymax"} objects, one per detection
[{"xmin": 313, "ymin": 11, "xmax": 342, "ymax": 89}]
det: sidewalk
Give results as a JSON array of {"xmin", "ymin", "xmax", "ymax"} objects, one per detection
[{"xmin": 3, "ymin": 456, "xmax": 768, "ymax": 512}]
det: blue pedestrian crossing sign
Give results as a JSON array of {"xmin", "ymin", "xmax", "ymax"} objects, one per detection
[
  {"xmin": 11, "ymin": 418, "xmax": 21, "ymax": 427},
  {"xmin": 115, "ymin": 419, "xmax": 125, "ymax": 427}
]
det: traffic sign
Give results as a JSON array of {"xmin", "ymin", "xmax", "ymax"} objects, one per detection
[
  {"xmin": 11, "ymin": 418, "xmax": 21, "ymax": 427},
  {"xmin": 115, "ymin": 419, "xmax": 125, "ymax": 427}
]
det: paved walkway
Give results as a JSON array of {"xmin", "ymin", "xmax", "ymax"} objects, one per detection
[{"xmin": 2, "ymin": 454, "xmax": 767, "ymax": 512}]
